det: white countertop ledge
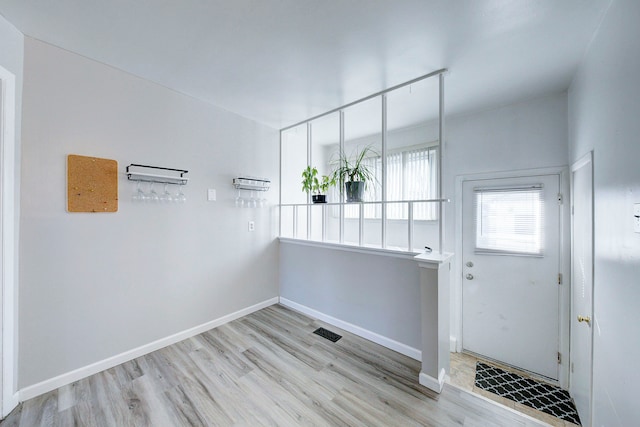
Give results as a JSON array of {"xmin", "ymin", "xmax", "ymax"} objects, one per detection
[{"xmin": 413, "ymin": 251, "xmax": 454, "ymax": 266}]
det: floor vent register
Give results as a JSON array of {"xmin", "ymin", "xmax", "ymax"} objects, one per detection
[{"xmin": 313, "ymin": 327, "xmax": 342, "ymax": 343}]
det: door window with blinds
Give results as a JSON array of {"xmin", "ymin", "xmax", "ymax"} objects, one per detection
[
  {"xmin": 474, "ymin": 185, "xmax": 544, "ymax": 256},
  {"xmin": 344, "ymin": 145, "xmax": 438, "ymax": 220}
]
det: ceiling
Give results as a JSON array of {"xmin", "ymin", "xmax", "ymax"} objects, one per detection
[{"xmin": 0, "ymin": 0, "xmax": 610, "ymax": 130}]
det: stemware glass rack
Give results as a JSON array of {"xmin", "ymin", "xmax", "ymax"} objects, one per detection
[
  {"xmin": 232, "ymin": 177, "xmax": 270, "ymax": 191},
  {"xmin": 127, "ymin": 164, "xmax": 189, "ymax": 203},
  {"xmin": 233, "ymin": 176, "xmax": 270, "ymax": 208},
  {"xmin": 126, "ymin": 164, "xmax": 189, "ymax": 185}
]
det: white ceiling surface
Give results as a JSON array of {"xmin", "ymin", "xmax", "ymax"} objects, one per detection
[{"xmin": 0, "ymin": 0, "xmax": 610, "ymax": 130}]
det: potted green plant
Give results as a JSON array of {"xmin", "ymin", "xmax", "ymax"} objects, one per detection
[
  {"xmin": 332, "ymin": 145, "xmax": 377, "ymax": 202},
  {"xmin": 302, "ymin": 166, "xmax": 335, "ymax": 203}
]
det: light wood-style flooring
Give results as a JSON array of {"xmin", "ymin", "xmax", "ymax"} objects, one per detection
[{"xmin": 2, "ymin": 304, "xmax": 548, "ymax": 426}]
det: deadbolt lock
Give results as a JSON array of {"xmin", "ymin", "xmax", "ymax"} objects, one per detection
[
  {"xmin": 466, "ymin": 261, "xmax": 474, "ymax": 268},
  {"xmin": 577, "ymin": 315, "xmax": 591, "ymax": 325}
]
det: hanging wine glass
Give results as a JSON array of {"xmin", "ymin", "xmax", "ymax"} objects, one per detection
[
  {"xmin": 149, "ymin": 183, "xmax": 160, "ymax": 203},
  {"xmin": 176, "ymin": 186, "xmax": 186, "ymax": 203},
  {"xmin": 132, "ymin": 181, "xmax": 144, "ymax": 202},
  {"xmin": 160, "ymin": 183, "xmax": 172, "ymax": 203},
  {"xmin": 235, "ymin": 189, "xmax": 244, "ymax": 207},
  {"xmin": 140, "ymin": 182, "xmax": 151, "ymax": 202}
]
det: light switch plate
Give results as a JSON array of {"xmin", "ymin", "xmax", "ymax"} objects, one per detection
[
  {"xmin": 634, "ymin": 203, "xmax": 640, "ymax": 233},
  {"xmin": 207, "ymin": 189, "xmax": 216, "ymax": 201}
]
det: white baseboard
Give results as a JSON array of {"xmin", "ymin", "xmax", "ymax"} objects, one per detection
[
  {"xmin": 279, "ymin": 297, "xmax": 421, "ymax": 361},
  {"xmin": 419, "ymin": 368, "xmax": 445, "ymax": 393},
  {"xmin": 450, "ymin": 336, "xmax": 457, "ymax": 352},
  {"xmin": 19, "ymin": 297, "xmax": 279, "ymax": 401}
]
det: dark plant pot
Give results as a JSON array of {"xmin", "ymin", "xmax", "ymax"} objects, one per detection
[
  {"xmin": 345, "ymin": 181, "xmax": 365, "ymax": 202},
  {"xmin": 312, "ymin": 194, "xmax": 327, "ymax": 204}
]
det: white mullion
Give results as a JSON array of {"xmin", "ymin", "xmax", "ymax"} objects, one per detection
[
  {"xmin": 339, "ymin": 110, "xmax": 345, "ymax": 243},
  {"xmin": 278, "ymin": 130, "xmax": 283, "ymax": 236},
  {"xmin": 307, "ymin": 122, "xmax": 312, "ymax": 240},
  {"xmin": 438, "ymin": 73, "xmax": 445, "ymax": 254},
  {"xmin": 381, "ymin": 94, "xmax": 387, "ymax": 249}
]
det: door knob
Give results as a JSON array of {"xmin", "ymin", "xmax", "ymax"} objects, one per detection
[
  {"xmin": 577, "ymin": 315, "xmax": 591, "ymax": 325},
  {"xmin": 466, "ymin": 274, "xmax": 474, "ymax": 280}
]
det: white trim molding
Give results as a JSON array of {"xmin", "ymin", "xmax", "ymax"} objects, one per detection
[
  {"xmin": 279, "ymin": 297, "xmax": 422, "ymax": 361},
  {"xmin": 419, "ymin": 368, "xmax": 446, "ymax": 393},
  {"xmin": 450, "ymin": 336, "xmax": 457, "ymax": 352},
  {"xmin": 0, "ymin": 65, "xmax": 18, "ymax": 418},
  {"xmin": 19, "ymin": 297, "xmax": 279, "ymax": 401}
]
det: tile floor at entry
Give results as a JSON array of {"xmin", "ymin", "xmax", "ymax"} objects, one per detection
[{"xmin": 448, "ymin": 352, "xmax": 580, "ymax": 427}]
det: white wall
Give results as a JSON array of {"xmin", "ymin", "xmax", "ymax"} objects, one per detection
[
  {"xmin": 18, "ymin": 38, "xmax": 280, "ymax": 388},
  {"xmin": 444, "ymin": 93, "xmax": 569, "ymax": 347},
  {"xmin": 279, "ymin": 241, "xmax": 422, "ymax": 354},
  {"xmin": 568, "ymin": 0, "xmax": 640, "ymax": 424}
]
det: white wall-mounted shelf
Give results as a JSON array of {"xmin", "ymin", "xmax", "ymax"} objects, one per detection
[{"xmin": 126, "ymin": 164, "xmax": 189, "ymax": 185}]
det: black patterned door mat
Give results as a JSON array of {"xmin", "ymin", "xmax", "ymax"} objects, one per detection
[
  {"xmin": 313, "ymin": 327, "xmax": 342, "ymax": 342},
  {"xmin": 475, "ymin": 362, "xmax": 581, "ymax": 425}
]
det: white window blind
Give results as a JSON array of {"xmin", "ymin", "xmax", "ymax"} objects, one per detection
[
  {"xmin": 344, "ymin": 145, "xmax": 438, "ymax": 220},
  {"xmin": 474, "ymin": 185, "xmax": 544, "ymax": 255}
]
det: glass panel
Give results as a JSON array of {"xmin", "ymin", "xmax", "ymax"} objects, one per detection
[
  {"xmin": 386, "ymin": 75, "xmax": 439, "ymax": 207},
  {"xmin": 340, "ymin": 97, "xmax": 382, "ymax": 242},
  {"xmin": 295, "ymin": 205, "xmax": 308, "ymax": 239},
  {"xmin": 280, "ymin": 206, "xmax": 294, "ymax": 239},
  {"xmin": 385, "ymin": 76, "xmax": 439, "ymax": 253},
  {"xmin": 363, "ymin": 211, "xmax": 382, "ymax": 248},
  {"xmin": 342, "ymin": 96, "xmax": 382, "ymax": 207},
  {"xmin": 309, "ymin": 204, "xmax": 325, "ymax": 242},
  {"xmin": 413, "ymin": 201, "xmax": 440, "ymax": 251},
  {"xmin": 387, "ymin": 76, "xmax": 439, "ymax": 142},
  {"xmin": 309, "ymin": 113, "xmax": 340, "ymax": 242},
  {"xmin": 343, "ymin": 215, "xmax": 360, "ymax": 246},
  {"xmin": 281, "ymin": 125, "xmax": 308, "ymax": 205},
  {"xmin": 281, "ymin": 125, "xmax": 308, "ymax": 239},
  {"xmin": 385, "ymin": 202, "xmax": 408, "ymax": 251},
  {"xmin": 474, "ymin": 187, "xmax": 544, "ymax": 255},
  {"xmin": 325, "ymin": 213, "xmax": 340, "ymax": 244},
  {"xmin": 311, "ymin": 113, "xmax": 340, "ymax": 199}
]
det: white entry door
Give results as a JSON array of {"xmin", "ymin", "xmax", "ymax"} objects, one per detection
[
  {"xmin": 570, "ymin": 154, "xmax": 593, "ymax": 426},
  {"xmin": 462, "ymin": 174, "xmax": 561, "ymax": 380}
]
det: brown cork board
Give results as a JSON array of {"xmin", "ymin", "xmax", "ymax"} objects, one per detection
[{"xmin": 67, "ymin": 155, "xmax": 118, "ymax": 212}]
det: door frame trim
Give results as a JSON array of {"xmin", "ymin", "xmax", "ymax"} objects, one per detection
[
  {"xmin": 0, "ymin": 65, "xmax": 18, "ymax": 417},
  {"xmin": 569, "ymin": 151, "xmax": 594, "ymax": 423},
  {"xmin": 454, "ymin": 166, "xmax": 570, "ymax": 388}
]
